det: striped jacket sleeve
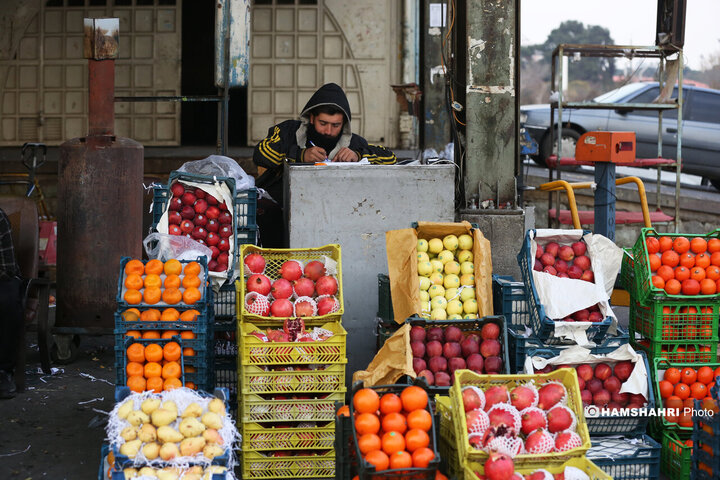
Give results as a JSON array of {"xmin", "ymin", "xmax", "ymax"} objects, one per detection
[
  {"xmin": 253, "ymin": 121, "xmax": 304, "ymax": 169},
  {"xmin": 362, "ymin": 144, "xmax": 397, "ymax": 165}
]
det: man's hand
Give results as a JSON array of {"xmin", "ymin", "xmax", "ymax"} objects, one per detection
[
  {"xmin": 304, "ymin": 146, "xmax": 327, "ymax": 163},
  {"xmin": 334, "ymin": 147, "xmax": 359, "ymax": 163}
]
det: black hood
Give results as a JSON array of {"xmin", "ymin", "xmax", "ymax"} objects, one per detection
[{"xmin": 300, "ymin": 83, "xmax": 352, "ymax": 122}]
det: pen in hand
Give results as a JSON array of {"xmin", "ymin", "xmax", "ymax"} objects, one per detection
[{"xmin": 308, "ymin": 141, "xmax": 329, "ymax": 162}]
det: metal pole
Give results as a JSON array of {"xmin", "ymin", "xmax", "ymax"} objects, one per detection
[{"xmin": 675, "ymin": 50, "xmax": 683, "ymax": 233}]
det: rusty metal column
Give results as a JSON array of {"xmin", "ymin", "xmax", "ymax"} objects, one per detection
[{"xmin": 56, "ymin": 18, "xmax": 144, "ymax": 336}]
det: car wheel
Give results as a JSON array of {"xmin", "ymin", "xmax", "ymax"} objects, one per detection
[
  {"xmin": 540, "ymin": 128, "xmax": 582, "ymax": 165},
  {"xmin": 710, "ymin": 178, "xmax": 720, "ymax": 192}
]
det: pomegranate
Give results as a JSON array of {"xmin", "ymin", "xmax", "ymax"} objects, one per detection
[
  {"xmin": 484, "ymin": 453, "xmax": 515, "ymax": 480},
  {"xmin": 487, "ymin": 404, "xmax": 521, "ymax": 433},
  {"xmin": 520, "ymin": 407, "xmax": 547, "ymax": 435},
  {"xmin": 269, "ymin": 298, "xmax": 294, "ymax": 317},
  {"xmin": 524, "ymin": 429, "xmax": 554, "ymax": 454},
  {"xmin": 245, "ymin": 292, "xmax": 270, "ymax": 316},
  {"xmin": 247, "ymin": 274, "xmax": 272, "ymax": 296},
  {"xmin": 554, "ymin": 430, "xmax": 582, "ymax": 452},
  {"xmin": 293, "ymin": 277, "xmax": 315, "ymax": 297},
  {"xmin": 271, "ymin": 279, "xmax": 293, "ymax": 299},
  {"xmin": 283, "ymin": 317, "xmax": 305, "ymax": 341},
  {"xmin": 294, "ymin": 299, "xmax": 316, "ymax": 317},
  {"xmin": 483, "ymin": 386, "xmax": 510, "ymax": 411},
  {"xmin": 304, "ymin": 260, "xmax": 326, "ymax": 281},
  {"xmin": 537, "ymin": 382, "xmax": 566, "ymax": 410},
  {"xmin": 279, "ymin": 261, "xmax": 303, "ymax": 281},
  {"xmin": 316, "ymin": 296, "xmax": 339, "ymax": 315},
  {"xmin": 466, "ymin": 408, "xmax": 490, "ymax": 434},
  {"xmin": 546, "ymin": 405, "xmax": 574, "ymax": 433},
  {"xmin": 510, "ymin": 385, "xmax": 538, "ymax": 411},
  {"xmin": 316, "ymin": 276, "xmax": 338, "ymax": 296},
  {"xmin": 462, "ymin": 386, "xmax": 485, "ymax": 412}
]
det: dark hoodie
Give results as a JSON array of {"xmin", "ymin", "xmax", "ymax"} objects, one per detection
[{"xmin": 253, "ymin": 83, "xmax": 396, "ymax": 202}]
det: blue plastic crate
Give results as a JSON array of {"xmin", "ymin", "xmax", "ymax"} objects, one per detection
[
  {"xmin": 587, "ymin": 434, "xmax": 661, "ymax": 480},
  {"xmin": 213, "ymin": 282, "xmax": 236, "ymax": 320},
  {"xmin": 492, "ymin": 274, "xmax": 530, "ymax": 327},
  {"xmin": 526, "ymin": 348, "xmax": 654, "ymax": 436},
  {"xmin": 692, "ymin": 447, "xmax": 719, "ymax": 480},
  {"xmin": 508, "ymin": 325, "xmax": 630, "ymax": 374},
  {"xmin": 518, "ymin": 230, "xmax": 613, "ymax": 343},
  {"xmin": 115, "ymin": 309, "xmax": 212, "ymax": 335}
]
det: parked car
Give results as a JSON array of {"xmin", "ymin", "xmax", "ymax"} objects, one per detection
[{"xmin": 520, "ymin": 81, "xmax": 720, "ymax": 190}]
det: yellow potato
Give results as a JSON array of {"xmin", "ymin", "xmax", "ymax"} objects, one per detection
[
  {"xmin": 120, "ymin": 426, "xmax": 138, "ymax": 442},
  {"xmin": 181, "ymin": 402, "xmax": 203, "ymax": 418},
  {"xmin": 138, "ymin": 466, "xmax": 158, "ymax": 478},
  {"xmin": 179, "ymin": 437, "xmax": 206, "ymax": 457},
  {"xmin": 122, "ymin": 468, "xmax": 138, "ymax": 479},
  {"xmin": 161, "ymin": 401, "xmax": 178, "ymax": 414},
  {"xmin": 207, "ymin": 398, "xmax": 226, "ymax": 415},
  {"xmin": 183, "ymin": 474, "xmax": 201, "ymax": 480},
  {"xmin": 119, "ymin": 439, "xmax": 142, "ymax": 458},
  {"xmin": 142, "ymin": 441, "xmax": 160, "ymax": 460},
  {"xmin": 202, "ymin": 428, "xmax": 223, "ymax": 445},
  {"xmin": 151, "ymin": 408, "xmax": 177, "ymax": 427},
  {"xmin": 202, "ymin": 442, "xmax": 225, "ymax": 460},
  {"xmin": 126, "ymin": 410, "xmax": 150, "ymax": 427},
  {"xmin": 159, "ymin": 442, "xmax": 179, "ymax": 461},
  {"xmin": 187, "ymin": 466, "xmax": 203, "ymax": 474},
  {"xmin": 205, "ymin": 466, "xmax": 227, "ymax": 474},
  {"xmin": 200, "ymin": 412, "xmax": 223, "ymax": 430},
  {"xmin": 157, "ymin": 425, "xmax": 184, "ymax": 443},
  {"xmin": 138, "ymin": 424, "xmax": 157, "ymax": 443},
  {"xmin": 179, "ymin": 417, "xmax": 206, "ymax": 438},
  {"xmin": 117, "ymin": 400, "xmax": 134, "ymax": 420},
  {"xmin": 157, "ymin": 469, "xmax": 180, "ymax": 480},
  {"xmin": 141, "ymin": 398, "xmax": 161, "ymax": 415}
]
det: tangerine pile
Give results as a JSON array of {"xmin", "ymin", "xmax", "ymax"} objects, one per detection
[
  {"xmin": 657, "ymin": 365, "xmax": 720, "ymax": 426},
  {"xmin": 122, "ymin": 259, "xmax": 204, "ymax": 306},
  {"xmin": 645, "ymin": 236, "xmax": 720, "ymax": 296},
  {"xmin": 120, "ymin": 307, "xmax": 200, "ymax": 351},
  {"xmin": 352, "ymin": 385, "xmax": 436, "ymax": 472},
  {"xmin": 125, "ymin": 340, "xmax": 190, "ymax": 393}
]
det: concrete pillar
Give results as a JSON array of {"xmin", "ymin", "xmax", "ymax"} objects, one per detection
[{"xmin": 421, "ymin": 2, "xmax": 451, "ymax": 152}]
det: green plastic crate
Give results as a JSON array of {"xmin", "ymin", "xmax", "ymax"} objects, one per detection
[
  {"xmin": 630, "ymin": 298, "xmax": 719, "ymax": 343},
  {"xmin": 661, "ymin": 430, "xmax": 693, "ymax": 478}
]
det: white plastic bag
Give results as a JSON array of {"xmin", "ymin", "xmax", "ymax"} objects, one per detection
[
  {"xmin": 143, "ymin": 232, "xmax": 212, "ymax": 263},
  {"xmin": 176, "ymin": 155, "xmax": 255, "ymax": 191}
]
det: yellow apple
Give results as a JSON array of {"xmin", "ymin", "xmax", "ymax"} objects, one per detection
[
  {"xmin": 418, "ymin": 276, "xmax": 431, "ymax": 291},
  {"xmin": 417, "ymin": 261, "xmax": 433, "ymax": 277},
  {"xmin": 443, "ymin": 234, "xmax": 459, "ymax": 251},
  {"xmin": 444, "ymin": 287, "xmax": 459, "ymax": 301},
  {"xmin": 458, "ymin": 234, "xmax": 473, "ymax": 250},
  {"xmin": 463, "ymin": 313, "xmax": 478, "ymax": 319},
  {"xmin": 419, "ymin": 290, "xmax": 429, "ymax": 302},
  {"xmin": 417, "ymin": 238, "xmax": 429, "ymax": 253},
  {"xmin": 446, "ymin": 299, "xmax": 464, "ymax": 315},
  {"xmin": 460, "ymin": 287, "xmax": 476, "ymax": 302},
  {"xmin": 429, "ymin": 272, "xmax": 444, "ymax": 285},
  {"xmin": 460, "ymin": 274, "xmax": 475, "ymax": 286},
  {"xmin": 417, "ymin": 251, "xmax": 430, "ymax": 263},
  {"xmin": 428, "ymin": 238, "xmax": 443, "ymax": 254},
  {"xmin": 428, "ymin": 284, "xmax": 446, "ymax": 299},
  {"xmin": 430, "ymin": 296, "xmax": 448, "ymax": 311},
  {"xmin": 448, "ymin": 314, "xmax": 463, "ymax": 320},
  {"xmin": 444, "ymin": 274, "xmax": 461, "ymax": 289},
  {"xmin": 463, "ymin": 298, "xmax": 479, "ymax": 314},
  {"xmin": 457, "ymin": 249, "xmax": 473, "ymax": 263},
  {"xmin": 444, "ymin": 261, "xmax": 461, "ymax": 275},
  {"xmin": 430, "ymin": 259, "xmax": 444, "ymax": 274},
  {"xmin": 460, "ymin": 262, "xmax": 474, "ymax": 275},
  {"xmin": 430, "ymin": 308, "xmax": 447, "ymax": 320},
  {"xmin": 437, "ymin": 250, "xmax": 455, "ymax": 264}
]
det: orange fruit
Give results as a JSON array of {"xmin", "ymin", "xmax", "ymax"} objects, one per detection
[
  {"xmin": 674, "ymin": 383, "xmax": 690, "ymax": 399},
  {"xmin": 183, "ymin": 347, "xmax": 195, "ymax": 357},
  {"xmin": 126, "ymin": 343, "xmax": 145, "ymax": 363},
  {"xmin": 690, "ymin": 382, "xmax": 708, "ymax": 400},
  {"xmin": 678, "ymin": 411, "xmax": 693, "ymax": 427},
  {"xmin": 355, "ymin": 412, "xmax": 381, "ymax": 435},
  {"xmin": 161, "ymin": 330, "xmax": 180, "ymax": 339},
  {"xmin": 180, "ymin": 330, "xmax": 196, "ymax": 339},
  {"xmin": 140, "ymin": 309, "xmax": 161, "ymax": 322},
  {"xmin": 125, "ymin": 259, "xmax": 145, "ymax": 276},
  {"xmin": 379, "ymin": 393, "xmax": 403, "ymax": 415},
  {"xmin": 697, "ymin": 366, "xmax": 714, "ymax": 385},
  {"xmin": 381, "ymin": 431, "xmax": 406, "ymax": 456},
  {"xmin": 124, "ymin": 274, "xmax": 144, "ymax": 290},
  {"xmin": 358, "ymin": 434, "xmax": 382, "ymax": 455},
  {"xmin": 658, "ymin": 236, "xmax": 673, "ymax": 252},
  {"xmin": 691, "ymin": 238, "xmax": 708, "ymax": 254},
  {"xmin": 184, "ymin": 365, "xmax": 196, "ymax": 373},
  {"xmin": 681, "ymin": 279, "xmax": 700, "ymax": 295},
  {"xmin": 673, "ymin": 237, "xmax": 690, "ymax": 254},
  {"xmin": 364, "ymin": 450, "xmax": 389, "ymax": 471},
  {"xmin": 665, "ymin": 395, "xmax": 683, "ymax": 409},
  {"xmin": 661, "ymin": 250, "xmax": 680, "ymax": 267},
  {"xmin": 407, "ymin": 409, "xmax": 433, "ymax": 431},
  {"xmin": 144, "ymin": 361, "xmax": 162, "ymax": 378},
  {"xmin": 696, "ymin": 252, "xmax": 711, "ymax": 269},
  {"xmin": 125, "ymin": 330, "xmax": 141, "ymax": 339},
  {"xmin": 678, "ymin": 252, "xmax": 695, "ymax": 268},
  {"xmin": 126, "ymin": 361, "xmax": 144, "ymax": 378},
  {"xmin": 121, "ymin": 310, "xmax": 140, "ymax": 322},
  {"xmin": 690, "ymin": 267, "xmax": 707, "ymax": 282},
  {"xmin": 142, "ymin": 330, "xmax": 160, "ymax": 339},
  {"xmin": 649, "ymin": 254, "xmax": 661, "ymax": 272},
  {"xmin": 665, "ymin": 279, "xmax": 681, "ymax": 295},
  {"xmin": 163, "ymin": 377, "xmax": 182, "ymax": 391},
  {"xmin": 651, "ymin": 276, "xmax": 665, "ymax": 290},
  {"xmin": 145, "ymin": 259, "xmax": 164, "ymax": 275},
  {"xmin": 124, "ymin": 289, "xmax": 142, "ymax": 305},
  {"xmin": 146, "ymin": 376, "xmax": 164, "ymax": 393},
  {"xmin": 646, "ymin": 237, "xmax": 660, "ymax": 254},
  {"xmin": 336, "ymin": 405, "xmax": 350, "ymax": 417},
  {"xmin": 400, "ymin": 386, "xmax": 428, "ymax": 412},
  {"xmin": 674, "ymin": 266, "xmax": 690, "ymax": 282},
  {"xmin": 381, "ymin": 412, "xmax": 407, "ymax": 435},
  {"xmin": 708, "ymin": 238, "xmax": 720, "ymax": 253},
  {"xmin": 164, "ymin": 274, "xmax": 181, "ymax": 289},
  {"xmin": 161, "ymin": 361, "xmax": 182, "ymax": 379},
  {"xmin": 143, "ymin": 287, "xmax": 162, "ymax": 304},
  {"xmin": 659, "ymin": 380, "xmax": 674, "ymax": 399},
  {"xmin": 144, "ymin": 343, "xmax": 164, "ymax": 362},
  {"xmin": 164, "ymin": 259, "xmax": 182, "ymax": 276},
  {"xmin": 182, "ymin": 287, "xmax": 202, "ymax": 305},
  {"xmin": 163, "ymin": 342, "xmax": 181, "ymax": 361},
  {"xmin": 185, "ymin": 381, "xmax": 197, "ymax": 390},
  {"xmin": 715, "ymin": 366, "xmax": 720, "ymax": 379},
  {"xmin": 712, "ymin": 252, "xmax": 720, "ymax": 267},
  {"xmin": 681, "ymin": 367, "xmax": 697, "ymax": 385},
  {"xmin": 180, "ymin": 309, "xmax": 200, "ymax": 322},
  {"xmin": 700, "ymin": 278, "xmax": 717, "ymax": 295},
  {"xmin": 705, "ymin": 266, "xmax": 720, "ymax": 281},
  {"xmin": 354, "ymin": 388, "xmax": 380, "ymax": 414},
  {"xmin": 160, "ymin": 308, "xmax": 180, "ymax": 321},
  {"xmin": 389, "ymin": 450, "xmax": 413, "ymax": 469},
  {"xmin": 182, "ymin": 275, "xmax": 201, "ymax": 289},
  {"xmin": 144, "ymin": 273, "xmax": 162, "ymax": 289},
  {"xmin": 657, "ymin": 265, "xmax": 675, "ymax": 283},
  {"xmin": 162, "ymin": 288, "xmax": 183, "ymax": 305},
  {"xmin": 127, "ymin": 375, "xmax": 146, "ymax": 393},
  {"xmin": 404, "ymin": 428, "xmax": 430, "ymax": 452},
  {"xmin": 411, "ymin": 447, "xmax": 435, "ymax": 468},
  {"xmin": 184, "ymin": 261, "xmax": 202, "ymax": 277},
  {"xmin": 664, "ymin": 368, "xmax": 681, "ymax": 384}
]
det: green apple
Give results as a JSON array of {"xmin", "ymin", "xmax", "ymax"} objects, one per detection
[
  {"xmin": 430, "ymin": 259, "xmax": 445, "ymax": 274},
  {"xmin": 446, "ymin": 299, "xmax": 464, "ymax": 315},
  {"xmin": 460, "ymin": 261, "xmax": 474, "ymax": 275},
  {"xmin": 417, "ymin": 251, "xmax": 430, "ymax": 263},
  {"xmin": 428, "ymin": 284, "xmax": 446, "ymax": 299},
  {"xmin": 444, "ymin": 261, "xmax": 461, "ymax": 275},
  {"xmin": 448, "ymin": 314, "xmax": 463, "ymax": 320},
  {"xmin": 444, "ymin": 287, "xmax": 459, "ymax": 301},
  {"xmin": 443, "ymin": 234, "xmax": 459, "ymax": 251},
  {"xmin": 430, "ymin": 308, "xmax": 447, "ymax": 321},
  {"xmin": 460, "ymin": 273, "xmax": 475, "ymax": 286},
  {"xmin": 457, "ymin": 249, "xmax": 473, "ymax": 263},
  {"xmin": 428, "ymin": 238, "xmax": 443, "ymax": 254},
  {"xmin": 418, "ymin": 276, "xmax": 431, "ymax": 291},
  {"xmin": 459, "ymin": 286, "xmax": 476, "ymax": 302},
  {"xmin": 463, "ymin": 313, "xmax": 478, "ymax": 319},
  {"xmin": 458, "ymin": 234, "xmax": 473, "ymax": 250},
  {"xmin": 417, "ymin": 261, "xmax": 433, "ymax": 277},
  {"xmin": 463, "ymin": 298, "xmax": 478, "ymax": 314},
  {"xmin": 437, "ymin": 250, "xmax": 455, "ymax": 264},
  {"xmin": 419, "ymin": 290, "xmax": 430, "ymax": 302},
  {"xmin": 429, "ymin": 272, "xmax": 444, "ymax": 285},
  {"xmin": 430, "ymin": 296, "xmax": 448, "ymax": 311},
  {"xmin": 417, "ymin": 238, "xmax": 429, "ymax": 253},
  {"xmin": 444, "ymin": 273, "xmax": 460, "ymax": 289}
]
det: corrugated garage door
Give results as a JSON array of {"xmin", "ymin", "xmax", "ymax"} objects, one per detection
[
  {"xmin": 0, "ymin": 0, "xmax": 181, "ymax": 146},
  {"xmin": 248, "ymin": 0, "xmax": 399, "ymax": 147}
]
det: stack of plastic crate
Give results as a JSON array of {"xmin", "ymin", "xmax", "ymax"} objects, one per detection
[
  {"xmin": 692, "ymin": 376, "xmax": 720, "ymax": 480},
  {"xmin": 236, "ymin": 244, "xmax": 347, "ymax": 480},
  {"xmin": 115, "ymin": 256, "xmax": 214, "ymax": 392}
]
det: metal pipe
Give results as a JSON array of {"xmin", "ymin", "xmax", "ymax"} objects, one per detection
[
  {"xmin": 616, "ymin": 176, "xmax": 652, "ymax": 228},
  {"xmin": 88, "ymin": 59, "xmax": 114, "ymax": 136},
  {"xmin": 538, "ymin": 179, "xmax": 581, "ymax": 229},
  {"xmin": 402, "ymin": 0, "xmax": 418, "ymax": 84}
]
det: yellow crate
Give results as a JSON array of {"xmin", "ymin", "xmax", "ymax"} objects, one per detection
[
  {"xmin": 450, "ymin": 369, "xmax": 591, "ymax": 467},
  {"xmin": 241, "ymin": 421, "xmax": 336, "ymax": 451},
  {"xmin": 241, "ymin": 450, "xmax": 335, "ymax": 479},
  {"xmin": 463, "ymin": 457, "xmax": 613, "ymax": 480},
  {"xmin": 239, "ymin": 391, "xmax": 345, "ymax": 423},
  {"xmin": 436, "ymin": 395, "xmax": 462, "ymax": 480},
  {"xmin": 240, "ymin": 364, "xmax": 346, "ymax": 395},
  {"xmin": 239, "ymin": 321, "xmax": 347, "ymax": 366},
  {"xmin": 237, "ymin": 244, "xmax": 344, "ymax": 326}
]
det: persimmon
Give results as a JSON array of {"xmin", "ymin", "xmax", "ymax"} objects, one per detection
[
  {"xmin": 182, "ymin": 275, "xmax": 201, "ymax": 289},
  {"xmin": 184, "ymin": 261, "xmax": 202, "ymax": 277},
  {"xmin": 162, "ymin": 288, "xmax": 183, "ymax": 305},
  {"xmin": 140, "ymin": 309, "xmax": 161, "ymax": 322},
  {"xmin": 690, "ymin": 267, "xmax": 707, "ymax": 282},
  {"xmin": 126, "ymin": 361, "xmax": 144, "ymax": 378},
  {"xmin": 664, "ymin": 279, "xmax": 681, "ymax": 295},
  {"xmin": 648, "ymin": 254, "xmax": 661, "ymax": 272},
  {"xmin": 145, "ymin": 259, "xmax": 164, "ymax": 275},
  {"xmin": 381, "ymin": 412, "xmax": 407, "ymax": 435},
  {"xmin": 678, "ymin": 252, "xmax": 695, "ymax": 269},
  {"xmin": 355, "ymin": 413, "xmax": 381, "ymax": 435},
  {"xmin": 336, "ymin": 405, "xmax": 350, "ymax": 417},
  {"xmin": 673, "ymin": 237, "xmax": 690, "ymax": 254},
  {"xmin": 144, "ymin": 343, "xmax": 164, "ymax": 362},
  {"xmin": 646, "ymin": 237, "xmax": 660, "ymax": 254},
  {"xmin": 674, "ymin": 383, "xmax": 690, "ymax": 400},
  {"xmin": 143, "ymin": 287, "xmax": 162, "ymax": 304},
  {"xmin": 125, "ymin": 274, "xmax": 144, "ymax": 290},
  {"xmin": 182, "ymin": 287, "xmax": 202, "ymax": 305},
  {"xmin": 126, "ymin": 343, "xmax": 145, "ymax": 363},
  {"xmin": 681, "ymin": 367, "xmax": 697, "ymax": 385},
  {"xmin": 712, "ymin": 252, "xmax": 720, "ymax": 267},
  {"xmin": 708, "ymin": 238, "xmax": 720, "ymax": 253},
  {"xmin": 695, "ymin": 252, "xmax": 711, "ymax": 269},
  {"xmin": 404, "ymin": 428, "xmax": 430, "ymax": 452},
  {"xmin": 358, "ymin": 434, "xmax": 382, "ymax": 454},
  {"xmin": 164, "ymin": 274, "xmax": 181, "ymax": 289},
  {"xmin": 144, "ymin": 361, "xmax": 162, "ymax": 378},
  {"xmin": 697, "ymin": 366, "xmax": 714, "ymax": 385},
  {"xmin": 124, "ymin": 289, "xmax": 142, "ymax": 305},
  {"xmin": 163, "ymin": 342, "xmax": 181, "ymax": 362},
  {"xmin": 146, "ymin": 376, "xmax": 164, "ymax": 393},
  {"xmin": 125, "ymin": 259, "xmax": 145, "ymax": 275},
  {"xmin": 379, "ymin": 393, "xmax": 403, "ymax": 415},
  {"xmin": 161, "ymin": 330, "xmax": 180, "ymax": 339},
  {"xmin": 184, "ymin": 381, "xmax": 196, "ymax": 390},
  {"xmin": 164, "ymin": 259, "xmax": 183, "ymax": 276},
  {"xmin": 144, "ymin": 273, "xmax": 162, "ymax": 289},
  {"xmin": 121, "ymin": 310, "xmax": 140, "ymax": 322},
  {"xmin": 160, "ymin": 308, "xmax": 180, "ymax": 321},
  {"xmin": 381, "ymin": 431, "xmax": 406, "ymax": 456},
  {"xmin": 657, "ymin": 265, "xmax": 675, "ymax": 283},
  {"xmin": 651, "ymin": 276, "xmax": 665, "ymax": 290},
  {"xmin": 407, "ymin": 409, "xmax": 433, "ymax": 432},
  {"xmin": 179, "ymin": 309, "xmax": 200, "ymax": 322},
  {"xmin": 681, "ymin": 279, "xmax": 700, "ymax": 295},
  {"xmin": 705, "ymin": 266, "xmax": 720, "ymax": 281},
  {"xmin": 182, "ymin": 347, "xmax": 195, "ymax": 357},
  {"xmin": 690, "ymin": 237, "xmax": 708, "ymax": 254},
  {"xmin": 665, "ymin": 395, "xmax": 683, "ymax": 410},
  {"xmin": 162, "ymin": 361, "xmax": 182, "ymax": 379},
  {"xmin": 400, "ymin": 386, "xmax": 428, "ymax": 412},
  {"xmin": 411, "ymin": 447, "xmax": 435, "ymax": 468},
  {"xmin": 127, "ymin": 375, "xmax": 146, "ymax": 393},
  {"xmin": 658, "ymin": 236, "xmax": 673, "ymax": 252},
  {"xmin": 142, "ymin": 330, "xmax": 160, "ymax": 339},
  {"xmin": 700, "ymin": 278, "xmax": 717, "ymax": 295},
  {"xmin": 690, "ymin": 382, "xmax": 707, "ymax": 400},
  {"xmin": 163, "ymin": 377, "xmax": 182, "ymax": 391},
  {"xmin": 664, "ymin": 368, "xmax": 681, "ymax": 384},
  {"xmin": 389, "ymin": 450, "xmax": 413, "ymax": 469},
  {"xmin": 364, "ymin": 450, "xmax": 389, "ymax": 471},
  {"xmin": 661, "ymin": 250, "xmax": 680, "ymax": 267},
  {"xmin": 354, "ymin": 388, "xmax": 380, "ymax": 414},
  {"xmin": 659, "ymin": 380, "xmax": 674, "ymax": 399},
  {"xmin": 673, "ymin": 266, "xmax": 690, "ymax": 282}
]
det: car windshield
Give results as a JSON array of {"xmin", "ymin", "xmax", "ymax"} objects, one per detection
[{"xmin": 593, "ymin": 83, "xmax": 650, "ymax": 103}]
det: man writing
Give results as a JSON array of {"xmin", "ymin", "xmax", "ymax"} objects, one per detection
[
  {"xmin": 0, "ymin": 207, "xmax": 22, "ymax": 399},
  {"xmin": 253, "ymin": 82, "xmax": 396, "ymax": 246}
]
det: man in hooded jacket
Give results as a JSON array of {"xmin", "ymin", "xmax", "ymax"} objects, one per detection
[{"xmin": 253, "ymin": 83, "xmax": 396, "ymax": 246}]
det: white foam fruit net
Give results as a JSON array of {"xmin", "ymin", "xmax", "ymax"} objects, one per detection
[
  {"xmin": 524, "ymin": 429, "xmax": 555, "ymax": 454},
  {"xmin": 519, "ymin": 407, "xmax": 547, "ymax": 434},
  {"xmin": 537, "ymin": 380, "xmax": 568, "ymax": 410},
  {"xmin": 530, "ymin": 469, "xmax": 554, "ymax": 480},
  {"xmin": 315, "ymin": 295, "xmax": 340, "ymax": 314},
  {"xmin": 462, "ymin": 385, "xmax": 486, "ymax": 411},
  {"xmin": 294, "ymin": 296, "xmax": 317, "ymax": 316},
  {"xmin": 486, "ymin": 435, "xmax": 524, "ymax": 458},
  {"xmin": 546, "ymin": 405, "xmax": 577, "ymax": 433},
  {"xmin": 487, "ymin": 403, "xmax": 522, "ymax": 433},
  {"xmin": 244, "ymin": 292, "xmax": 270, "ymax": 315},
  {"xmin": 466, "ymin": 408, "xmax": 490, "ymax": 436},
  {"xmin": 564, "ymin": 466, "xmax": 591, "ymax": 480},
  {"xmin": 554, "ymin": 430, "xmax": 582, "ymax": 452},
  {"xmin": 510, "ymin": 382, "xmax": 539, "ymax": 409}
]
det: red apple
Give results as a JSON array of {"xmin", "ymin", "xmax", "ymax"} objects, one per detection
[
  {"xmin": 168, "ymin": 224, "xmax": 181, "ymax": 235},
  {"xmin": 219, "ymin": 225, "xmax": 233, "ymax": 238},
  {"xmin": 581, "ymin": 270, "xmax": 595, "ymax": 283},
  {"xmin": 535, "ymin": 243, "xmax": 544, "ymax": 259},
  {"xmin": 567, "ymin": 265, "xmax": 583, "ymax": 279},
  {"xmin": 191, "ymin": 226, "xmax": 207, "ymax": 240},
  {"xmin": 588, "ymin": 311, "xmax": 604, "ymax": 322},
  {"xmin": 205, "ymin": 206, "xmax": 221, "ymax": 220},
  {"xmin": 193, "ymin": 213, "xmax": 207, "ymax": 227},
  {"xmin": 545, "ymin": 242, "xmax": 559, "ymax": 257},
  {"xmin": 217, "ymin": 238, "xmax": 230, "ymax": 252},
  {"xmin": 540, "ymin": 253, "xmax": 555, "ymax": 266},
  {"xmin": 571, "ymin": 241, "xmax": 587, "ymax": 257},
  {"xmin": 181, "ymin": 192, "xmax": 196, "ymax": 205},
  {"xmin": 542, "ymin": 266, "xmax": 557, "ymax": 275},
  {"xmin": 218, "ymin": 211, "xmax": 233, "ymax": 225},
  {"xmin": 534, "ymin": 259, "xmax": 543, "ymax": 271},
  {"xmin": 180, "ymin": 205, "xmax": 196, "ymax": 220},
  {"xmin": 180, "ymin": 220, "xmax": 194, "ymax": 234},
  {"xmin": 209, "ymin": 246, "xmax": 220, "ymax": 259},
  {"xmin": 574, "ymin": 255, "xmax": 591, "ymax": 271},
  {"xmin": 194, "ymin": 187, "xmax": 206, "ymax": 199},
  {"xmin": 206, "ymin": 219, "xmax": 219, "ymax": 233},
  {"xmin": 194, "ymin": 199, "xmax": 208, "ymax": 214},
  {"xmin": 554, "ymin": 259, "xmax": 568, "ymax": 274},
  {"xmin": 170, "ymin": 182, "xmax": 185, "ymax": 197},
  {"xmin": 206, "ymin": 194, "xmax": 218, "ymax": 205},
  {"xmin": 205, "ymin": 232, "xmax": 219, "ymax": 247},
  {"xmin": 594, "ymin": 363, "xmax": 612, "ymax": 381},
  {"xmin": 168, "ymin": 211, "xmax": 182, "ymax": 225},
  {"xmin": 558, "ymin": 245, "xmax": 575, "ymax": 262},
  {"xmin": 217, "ymin": 252, "xmax": 229, "ymax": 265},
  {"xmin": 169, "ymin": 197, "xmax": 183, "ymax": 211}
]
